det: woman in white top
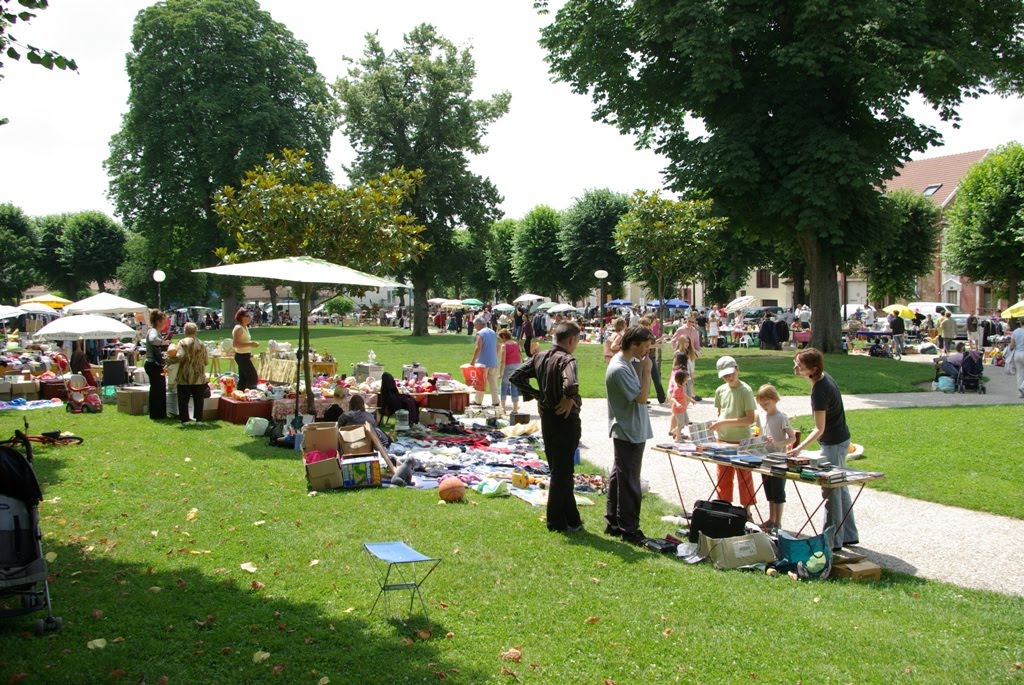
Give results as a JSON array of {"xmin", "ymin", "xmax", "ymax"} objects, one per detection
[{"xmin": 232, "ymin": 307, "xmax": 260, "ymax": 390}]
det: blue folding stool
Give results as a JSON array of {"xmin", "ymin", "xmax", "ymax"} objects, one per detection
[{"xmin": 363, "ymin": 542, "xmax": 441, "ymax": 616}]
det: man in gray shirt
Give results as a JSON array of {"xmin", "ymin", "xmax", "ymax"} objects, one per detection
[{"xmin": 604, "ymin": 325, "xmax": 655, "ymax": 544}]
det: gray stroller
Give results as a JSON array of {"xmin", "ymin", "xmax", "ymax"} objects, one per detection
[{"xmin": 1, "ymin": 431, "xmax": 62, "ymax": 634}]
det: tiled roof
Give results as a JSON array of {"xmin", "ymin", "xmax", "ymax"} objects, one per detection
[{"xmin": 885, "ymin": 149, "xmax": 990, "ymax": 208}]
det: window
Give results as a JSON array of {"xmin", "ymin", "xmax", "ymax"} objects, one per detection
[
  {"xmin": 945, "ymin": 289, "xmax": 959, "ymax": 305},
  {"xmin": 756, "ymin": 269, "xmax": 771, "ymax": 288},
  {"xmin": 923, "ymin": 183, "xmax": 942, "ymax": 196},
  {"xmin": 763, "ymin": 299, "xmax": 778, "ymax": 307},
  {"xmin": 982, "ymin": 287, "xmax": 993, "ymax": 311}
]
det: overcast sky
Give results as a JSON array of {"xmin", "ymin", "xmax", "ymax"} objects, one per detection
[{"xmin": 2, "ymin": 1, "xmax": 1022, "ymax": 223}]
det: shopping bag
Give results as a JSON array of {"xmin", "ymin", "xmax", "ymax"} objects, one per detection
[
  {"xmin": 776, "ymin": 526, "xmax": 835, "ymax": 579},
  {"xmin": 460, "ymin": 364, "xmax": 486, "ymax": 391}
]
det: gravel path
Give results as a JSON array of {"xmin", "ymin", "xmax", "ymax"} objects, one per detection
[{"xmin": 568, "ymin": 355, "xmax": 1024, "ymax": 596}]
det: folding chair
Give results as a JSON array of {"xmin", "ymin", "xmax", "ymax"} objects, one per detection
[{"xmin": 363, "ymin": 542, "xmax": 441, "ymax": 617}]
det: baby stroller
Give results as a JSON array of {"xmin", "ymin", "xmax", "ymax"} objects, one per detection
[
  {"xmin": 0, "ymin": 431, "xmax": 62, "ymax": 634},
  {"xmin": 53, "ymin": 353, "xmax": 103, "ymax": 413},
  {"xmin": 957, "ymin": 351, "xmax": 986, "ymax": 394}
]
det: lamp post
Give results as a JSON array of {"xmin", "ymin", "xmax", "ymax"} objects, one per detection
[
  {"xmin": 594, "ymin": 269, "xmax": 608, "ymax": 342},
  {"xmin": 152, "ymin": 269, "xmax": 166, "ymax": 311}
]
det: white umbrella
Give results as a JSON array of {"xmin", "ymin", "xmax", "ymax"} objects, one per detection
[
  {"xmin": 0, "ymin": 305, "xmax": 26, "ymax": 320},
  {"xmin": 493, "ymin": 303, "xmax": 515, "ymax": 313},
  {"xmin": 547, "ymin": 303, "xmax": 576, "ymax": 314},
  {"xmin": 193, "ymin": 256, "xmax": 405, "ymax": 425},
  {"xmin": 18, "ymin": 302, "xmax": 59, "ymax": 316},
  {"xmin": 65, "ymin": 292, "xmax": 149, "ymax": 315},
  {"xmin": 724, "ymin": 295, "xmax": 756, "ymax": 314},
  {"xmin": 513, "ymin": 293, "xmax": 545, "ymax": 304},
  {"xmin": 439, "ymin": 299, "xmax": 464, "ymax": 309},
  {"xmin": 427, "ymin": 297, "xmax": 449, "ymax": 305},
  {"xmin": 35, "ymin": 314, "xmax": 136, "ymax": 341}
]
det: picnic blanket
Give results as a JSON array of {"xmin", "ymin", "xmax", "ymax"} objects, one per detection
[{"xmin": 0, "ymin": 398, "xmax": 64, "ymax": 411}]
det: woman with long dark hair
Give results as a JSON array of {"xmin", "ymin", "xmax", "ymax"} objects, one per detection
[{"xmin": 379, "ymin": 372, "xmax": 419, "ymax": 425}]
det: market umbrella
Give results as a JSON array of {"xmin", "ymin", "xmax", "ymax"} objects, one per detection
[
  {"xmin": 1001, "ymin": 300, "xmax": 1024, "ymax": 319},
  {"xmin": 440, "ymin": 299, "xmax": 464, "ymax": 309},
  {"xmin": 20, "ymin": 293, "xmax": 72, "ymax": 309},
  {"xmin": 534, "ymin": 301, "xmax": 557, "ymax": 312},
  {"xmin": 724, "ymin": 295, "xmax": 756, "ymax": 314},
  {"xmin": 513, "ymin": 293, "xmax": 545, "ymax": 304},
  {"xmin": 194, "ymin": 256, "xmax": 404, "ymax": 426},
  {"xmin": 0, "ymin": 305, "xmax": 26, "ymax": 320},
  {"xmin": 882, "ymin": 304, "xmax": 914, "ymax": 319},
  {"xmin": 18, "ymin": 302, "xmax": 59, "ymax": 316},
  {"xmin": 34, "ymin": 314, "xmax": 136, "ymax": 341},
  {"xmin": 426, "ymin": 297, "xmax": 449, "ymax": 305},
  {"xmin": 666, "ymin": 298, "xmax": 690, "ymax": 309},
  {"xmin": 493, "ymin": 303, "xmax": 515, "ymax": 313},
  {"xmin": 547, "ymin": 303, "xmax": 576, "ymax": 314},
  {"xmin": 606, "ymin": 298, "xmax": 632, "ymax": 306},
  {"xmin": 461, "ymin": 298, "xmax": 484, "ymax": 307},
  {"xmin": 65, "ymin": 292, "xmax": 149, "ymax": 316}
]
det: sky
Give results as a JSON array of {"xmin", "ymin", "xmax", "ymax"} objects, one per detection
[{"xmin": 2, "ymin": 1, "xmax": 1023, "ymax": 224}]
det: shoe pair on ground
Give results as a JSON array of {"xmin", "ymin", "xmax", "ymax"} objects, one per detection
[{"xmin": 605, "ymin": 524, "xmax": 645, "ymax": 545}]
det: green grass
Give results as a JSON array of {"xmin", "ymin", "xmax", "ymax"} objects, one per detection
[
  {"xmin": 1, "ymin": 408, "xmax": 1022, "ymax": 683},
  {"xmin": 792, "ymin": 406, "xmax": 1024, "ymax": 520},
  {"xmin": 199, "ymin": 325, "xmax": 935, "ymax": 398}
]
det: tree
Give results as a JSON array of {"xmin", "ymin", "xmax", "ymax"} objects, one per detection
[
  {"xmin": 485, "ymin": 219, "xmax": 521, "ymax": 302},
  {"xmin": 540, "ymin": 0, "xmax": 1024, "ymax": 351},
  {"xmin": 512, "ymin": 206, "xmax": 565, "ymax": 298},
  {"xmin": 558, "ymin": 189, "xmax": 629, "ymax": 302},
  {"xmin": 1, "ymin": 0, "xmax": 77, "ymax": 126},
  {"xmin": 106, "ymin": 0, "xmax": 335, "ymax": 304},
  {"xmin": 335, "ymin": 23, "xmax": 511, "ymax": 335},
  {"xmin": 322, "ymin": 296, "xmax": 356, "ymax": 317},
  {"xmin": 32, "ymin": 213, "xmax": 73, "ymax": 295},
  {"xmin": 0, "ymin": 203, "xmax": 37, "ymax": 303},
  {"xmin": 452, "ymin": 227, "xmax": 495, "ymax": 299},
  {"xmin": 945, "ymin": 142, "xmax": 1024, "ymax": 303},
  {"xmin": 61, "ymin": 211, "xmax": 127, "ymax": 293},
  {"xmin": 213, "ymin": 148, "xmax": 426, "ymax": 407},
  {"xmin": 615, "ymin": 192, "xmax": 727, "ymax": 319},
  {"xmin": 861, "ymin": 189, "xmax": 942, "ymax": 303}
]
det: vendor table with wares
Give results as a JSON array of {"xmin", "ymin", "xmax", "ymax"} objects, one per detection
[
  {"xmin": 653, "ymin": 440, "xmax": 884, "ymax": 538},
  {"xmin": 217, "ymin": 397, "xmax": 273, "ymax": 424}
]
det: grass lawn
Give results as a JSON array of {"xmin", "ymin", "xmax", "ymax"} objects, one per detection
[
  {"xmin": 199, "ymin": 325, "xmax": 934, "ymax": 398},
  {"xmin": 1, "ymin": 408, "xmax": 1022, "ymax": 684},
  {"xmin": 791, "ymin": 405, "xmax": 1024, "ymax": 520}
]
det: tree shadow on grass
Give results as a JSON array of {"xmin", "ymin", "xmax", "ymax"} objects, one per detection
[{"xmin": 0, "ymin": 540, "xmax": 482, "ymax": 685}]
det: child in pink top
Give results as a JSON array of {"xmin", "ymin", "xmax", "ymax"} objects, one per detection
[{"xmin": 670, "ymin": 368, "xmax": 696, "ymax": 440}]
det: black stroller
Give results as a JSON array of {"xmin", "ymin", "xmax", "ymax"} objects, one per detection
[
  {"xmin": 0, "ymin": 431, "xmax": 62, "ymax": 634},
  {"xmin": 957, "ymin": 351, "xmax": 986, "ymax": 394}
]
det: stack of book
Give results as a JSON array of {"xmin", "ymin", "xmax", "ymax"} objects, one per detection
[
  {"xmin": 815, "ymin": 469, "xmax": 848, "ymax": 484},
  {"xmin": 786, "ymin": 455, "xmax": 811, "ymax": 472}
]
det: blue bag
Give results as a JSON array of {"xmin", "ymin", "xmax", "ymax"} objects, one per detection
[{"xmin": 776, "ymin": 526, "xmax": 835, "ymax": 579}]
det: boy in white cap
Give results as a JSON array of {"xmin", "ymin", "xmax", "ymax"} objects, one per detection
[{"xmin": 709, "ymin": 355, "xmax": 757, "ymax": 520}]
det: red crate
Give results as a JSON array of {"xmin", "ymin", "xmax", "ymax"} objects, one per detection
[
  {"xmin": 39, "ymin": 378, "xmax": 69, "ymax": 401},
  {"xmin": 216, "ymin": 397, "xmax": 273, "ymax": 424},
  {"xmin": 426, "ymin": 391, "xmax": 469, "ymax": 414}
]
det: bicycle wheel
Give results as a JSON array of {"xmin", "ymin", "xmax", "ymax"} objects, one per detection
[{"xmin": 53, "ymin": 435, "xmax": 84, "ymax": 446}]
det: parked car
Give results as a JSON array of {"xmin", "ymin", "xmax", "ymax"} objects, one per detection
[
  {"xmin": 742, "ymin": 306, "xmax": 786, "ymax": 324},
  {"xmin": 907, "ymin": 302, "xmax": 968, "ymax": 338}
]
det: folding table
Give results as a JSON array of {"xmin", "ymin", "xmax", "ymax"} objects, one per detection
[{"xmin": 363, "ymin": 542, "xmax": 441, "ymax": 616}]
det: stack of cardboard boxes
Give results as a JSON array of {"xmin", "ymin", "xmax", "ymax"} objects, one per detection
[{"xmin": 302, "ymin": 422, "xmax": 394, "ymax": 491}]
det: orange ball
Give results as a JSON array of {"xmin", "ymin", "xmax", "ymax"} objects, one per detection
[{"xmin": 438, "ymin": 477, "xmax": 466, "ymax": 503}]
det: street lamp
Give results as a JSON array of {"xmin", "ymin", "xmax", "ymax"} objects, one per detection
[
  {"xmin": 594, "ymin": 269, "xmax": 608, "ymax": 342},
  {"xmin": 152, "ymin": 269, "xmax": 166, "ymax": 311}
]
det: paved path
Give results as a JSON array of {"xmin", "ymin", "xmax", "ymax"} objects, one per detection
[{"xmin": 571, "ymin": 355, "xmax": 1024, "ymax": 596}]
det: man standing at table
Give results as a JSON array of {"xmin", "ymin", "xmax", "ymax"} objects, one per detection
[
  {"xmin": 470, "ymin": 319, "xmax": 500, "ymax": 407},
  {"xmin": 604, "ymin": 325, "xmax": 655, "ymax": 544},
  {"xmin": 510, "ymin": 322, "xmax": 583, "ymax": 532}
]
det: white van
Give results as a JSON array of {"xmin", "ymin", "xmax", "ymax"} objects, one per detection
[{"xmin": 907, "ymin": 302, "xmax": 967, "ymax": 338}]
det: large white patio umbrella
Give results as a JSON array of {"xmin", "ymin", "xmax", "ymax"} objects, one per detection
[
  {"xmin": 513, "ymin": 293, "xmax": 545, "ymax": 304},
  {"xmin": 0, "ymin": 305, "xmax": 26, "ymax": 321},
  {"xmin": 18, "ymin": 302, "xmax": 59, "ymax": 316},
  {"xmin": 547, "ymin": 303, "xmax": 576, "ymax": 314},
  {"xmin": 34, "ymin": 314, "xmax": 136, "ymax": 341},
  {"xmin": 65, "ymin": 292, "xmax": 149, "ymax": 315},
  {"xmin": 724, "ymin": 295, "xmax": 756, "ymax": 314},
  {"xmin": 194, "ymin": 256, "xmax": 404, "ymax": 425}
]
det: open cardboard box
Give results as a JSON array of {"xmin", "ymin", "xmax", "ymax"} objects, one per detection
[
  {"xmin": 302, "ymin": 422, "xmax": 342, "ymax": 490},
  {"xmin": 338, "ymin": 423, "xmax": 374, "ymax": 456}
]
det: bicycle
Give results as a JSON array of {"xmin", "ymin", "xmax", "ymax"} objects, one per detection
[{"xmin": 1, "ymin": 417, "xmax": 84, "ymax": 457}]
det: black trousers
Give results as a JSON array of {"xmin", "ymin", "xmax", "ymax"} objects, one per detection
[
  {"xmin": 651, "ymin": 360, "xmax": 665, "ymax": 403},
  {"xmin": 145, "ymin": 361, "xmax": 166, "ymax": 420},
  {"xmin": 235, "ymin": 352, "xmax": 258, "ymax": 390},
  {"xmin": 606, "ymin": 438, "xmax": 645, "ymax": 534},
  {"xmin": 177, "ymin": 384, "xmax": 206, "ymax": 422},
  {"xmin": 523, "ymin": 336, "xmax": 533, "ymax": 358},
  {"xmin": 541, "ymin": 412, "xmax": 581, "ymax": 531}
]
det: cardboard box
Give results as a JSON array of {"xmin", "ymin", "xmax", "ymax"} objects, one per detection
[
  {"xmin": 338, "ymin": 423, "xmax": 373, "ymax": 456},
  {"xmin": 340, "ymin": 456, "xmax": 382, "ymax": 488},
  {"xmin": 116, "ymin": 387, "xmax": 149, "ymax": 415},
  {"xmin": 202, "ymin": 396, "xmax": 219, "ymax": 422},
  {"xmin": 832, "ymin": 559, "xmax": 882, "ymax": 582},
  {"xmin": 305, "ymin": 456, "xmax": 343, "ymax": 490},
  {"xmin": 0, "ymin": 381, "xmax": 11, "ymax": 401},
  {"xmin": 302, "ymin": 422, "xmax": 341, "ymax": 453}
]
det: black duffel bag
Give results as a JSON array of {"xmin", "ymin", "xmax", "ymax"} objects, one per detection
[{"xmin": 687, "ymin": 499, "xmax": 747, "ymax": 543}]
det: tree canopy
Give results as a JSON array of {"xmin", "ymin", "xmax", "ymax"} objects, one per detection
[
  {"xmin": 558, "ymin": 189, "xmax": 629, "ymax": 302},
  {"xmin": 512, "ymin": 205, "xmax": 565, "ymax": 297},
  {"xmin": 485, "ymin": 219, "xmax": 521, "ymax": 303},
  {"xmin": 945, "ymin": 143, "xmax": 1024, "ymax": 303},
  {"xmin": 862, "ymin": 189, "xmax": 942, "ymax": 303},
  {"xmin": 334, "ymin": 23, "xmax": 510, "ymax": 335},
  {"xmin": 106, "ymin": 0, "xmax": 335, "ymax": 304},
  {"xmin": 0, "ymin": 203, "xmax": 37, "ymax": 303},
  {"xmin": 30, "ymin": 210, "xmax": 125, "ymax": 299},
  {"xmin": 541, "ymin": 0, "xmax": 1024, "ymax": 351}
]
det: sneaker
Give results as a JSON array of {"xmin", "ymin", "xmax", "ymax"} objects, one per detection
[
  {"xmin": 620, "ymin": 529, "xmax": 646, "ymax": 545},
  {"xmin": 604, "ymin": 524, "xmax": 623, "ymax": 537},
  {"xmin": 693, "ymin": 395, "xmax": 703, "ymax": 402}
]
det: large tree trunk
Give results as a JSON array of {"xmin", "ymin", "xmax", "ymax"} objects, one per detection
[
  {"xmin": 301, "ymin": 284, "xmax": 314, "ymax": 412},
  {"xmin": 1008, "ymin": 268, "xmax": 1019, "ymax": 304},
  {"xmin": 411, "ymin": 272, "xmax": 429, "ymax": 336},
  {"xmin": 267, "ymin": 284, "xmax": 279, "ymax": 325},
  {"xmin": 791, "ymin": 261, "xmax": 806, "ymax": 306},
  {"xmin": 800, "ymin": 236, "xmax": 843, "ymax": 353}
]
